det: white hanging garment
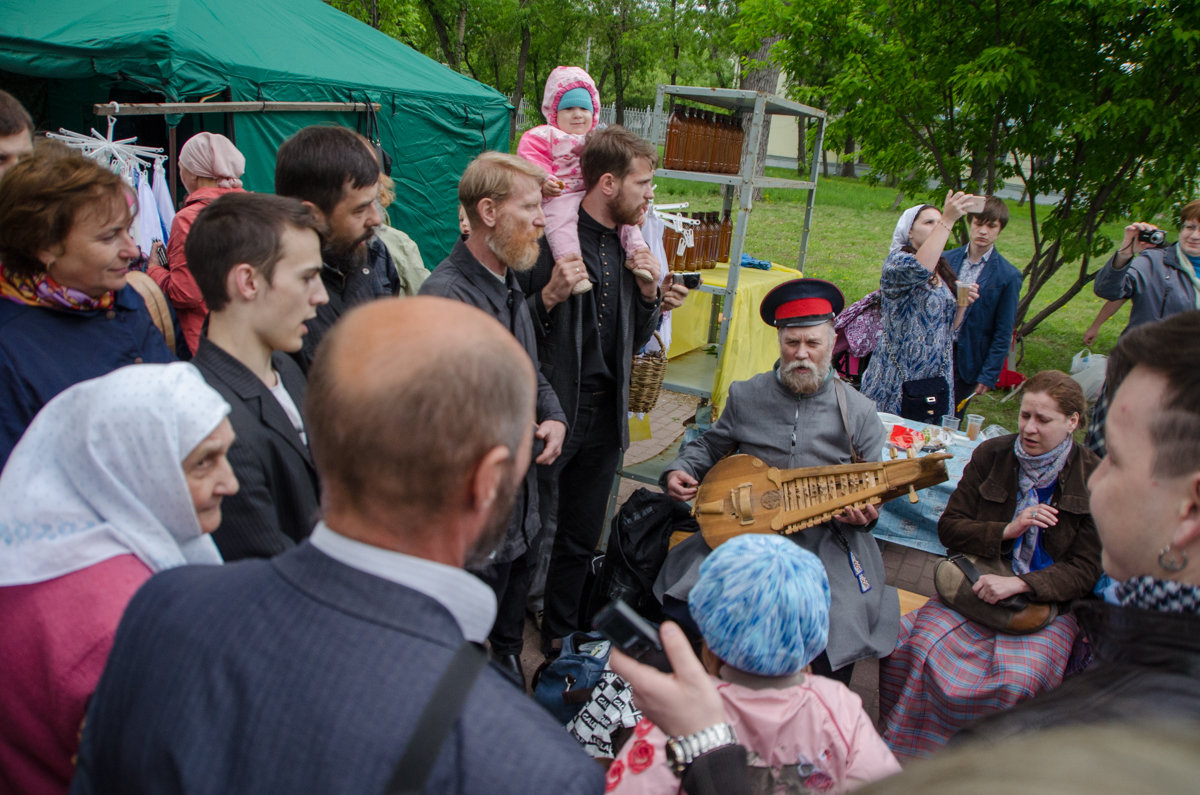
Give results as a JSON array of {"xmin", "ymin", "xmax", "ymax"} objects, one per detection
[
  {"xmin": 134, "ymin": 171, "xmax": 164, "ymax": 259},
  {"xmin": 640, "ymin": 206, "xmax": 672, "ymax": 354},
  {"xmin": 152, "ymin": 160, "xmax": 176, "ymax": 242}
]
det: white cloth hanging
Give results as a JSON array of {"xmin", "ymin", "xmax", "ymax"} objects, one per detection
[
  {"xmin": 0, "ymin": 363, "xmax": 230, "ymax": 587},
  {"xmin": 134, "ymin": 171, "xmax": 164, "ymax": 258},
  {"xmin": 640, "ymin": 206, "xmax": 672, "ymax": 354},
  {"xmin": 152, "ymin": 160, "xmax": 176, "ymax": 242}
]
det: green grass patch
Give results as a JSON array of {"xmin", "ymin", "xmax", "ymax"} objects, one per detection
[{"xmin": 658, "ymin": 171, "xmax": 1127, "ymax": 432}]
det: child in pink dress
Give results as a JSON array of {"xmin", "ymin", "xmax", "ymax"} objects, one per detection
[
  {"xmin": 517, "ymin": 66, "xmax": 650, "ymax": 284},
  {"xmin": 606, "ymin": 535, "xmax": 900, "ymax": 794}
]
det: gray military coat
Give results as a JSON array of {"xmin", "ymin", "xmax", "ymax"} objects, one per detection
[{"xmin": 658, "ymin": 368, "xmax": 899, "ymax": 670}]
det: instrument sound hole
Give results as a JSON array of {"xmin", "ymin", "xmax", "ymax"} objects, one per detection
[{"xmin": 760, "ymin": 490, "xmax": 781, "ymax": 510}]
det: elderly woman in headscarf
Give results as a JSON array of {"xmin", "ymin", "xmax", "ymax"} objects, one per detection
[
  {"xmin": 860, "ymin": 192, "xmax": 978, "ymax": 421},
  {"xmin": 147, "ymin": 132, "xmax": 247, "ymax": 355},
  {"xmin": 0, "ymin": 363, "xmax": 237, "ymax": 794},
  {"xmin": 0, "ymin": 153, "xmax": 177, "ymax": 467},
  {"xmin": 606, "ymin": 534, "xmax": 899, "ymax": 794}
]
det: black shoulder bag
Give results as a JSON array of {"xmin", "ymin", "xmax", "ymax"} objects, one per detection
[{"xmin": 384, "ymin": 642, "xmax": 488, "ymax": 795}]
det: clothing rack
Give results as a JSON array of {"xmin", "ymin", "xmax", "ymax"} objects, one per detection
[
  {"xmin": 45, "ymin": 113, "xmax": 174, "ymax": 258},
  {"xmin": 45, "ymin": 113, "xmax": 165, "ymax": 176}
]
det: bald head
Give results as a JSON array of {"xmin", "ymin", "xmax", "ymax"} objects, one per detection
[{"xmin": 305, "ymin": 297, "xmax": 536, "ymax": 526}]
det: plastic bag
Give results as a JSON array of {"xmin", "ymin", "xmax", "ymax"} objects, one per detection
[{"xmin": 1070, "ymin": 349, "xmax": 1094, "ymax": 375}]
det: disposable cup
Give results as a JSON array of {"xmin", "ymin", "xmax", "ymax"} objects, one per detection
[
  {"xmin": 940, "ymin": 415, "xmax": 961, "ymax": 431},
  {"xmin": 965, "ymin": 414, "xmax": 984, "ymax": 440}
]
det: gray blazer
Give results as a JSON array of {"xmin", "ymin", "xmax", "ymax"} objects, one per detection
[
  {"xmin": 659, "ymin": 370, "xmax": 898, "ymax": 670},
  {"xmin": 1094, "ymin": 245, "xmax": 1196, "ymax": 332},
  {"xmin": 71, "ymin": 543, "xmax": 604, "ymax": 794}
]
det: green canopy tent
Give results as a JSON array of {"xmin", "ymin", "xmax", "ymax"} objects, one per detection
[{"xmin": 0, "ymin": 0, "xmax": 511, "ymax": 265}]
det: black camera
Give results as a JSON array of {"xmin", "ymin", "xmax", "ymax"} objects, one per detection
[
  {"xmin": 680, "ymin": 272, "xmax": 701, "ymax": 289},
  {"xmin": 592, "ymin": 599, "xmax": 671, "ymax": 672},
  {"xmin": 1137, "ymin": 229, "xmax": 1167, "ymax": 247}
]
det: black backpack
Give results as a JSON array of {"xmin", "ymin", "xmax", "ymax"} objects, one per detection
[{"xmin": 585, "ymin": 488, "xmax": 698, "ymax": 625}]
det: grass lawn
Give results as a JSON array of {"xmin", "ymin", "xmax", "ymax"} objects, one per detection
[{"xmin": 655, "ymin": 169, "xmax": 1127, "ymax": 433}]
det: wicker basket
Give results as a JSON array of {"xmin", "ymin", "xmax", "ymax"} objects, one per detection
[{"xmin": 628, "ymin": 331, "xmax": 668, "ymax": 414}]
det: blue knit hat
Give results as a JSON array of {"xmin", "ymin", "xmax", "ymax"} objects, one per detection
[
  {"xmin": 688, "ymin": 534, "xmax": 830, "ymax": 676},
  {"xmin": 557, "ymin": 87, "xmax": 594, "ymax": 113}
]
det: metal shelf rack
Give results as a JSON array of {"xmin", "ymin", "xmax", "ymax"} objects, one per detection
[{"xmin": 650, "ymin": 84, "xmax": 827, "ymax": 400}]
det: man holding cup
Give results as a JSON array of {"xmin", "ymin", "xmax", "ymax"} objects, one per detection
[{"xmin": 943, "ymin": 196, "xmax": 1022, "ymax": 412}]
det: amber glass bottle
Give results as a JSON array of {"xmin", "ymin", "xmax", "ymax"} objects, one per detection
[
  {"xmin": 664, "ymin": 108, "xmax": 681, "ymax": 169},
  {"xmin": 718, "ymin": 210, "xmax": 733, "ymax": 262},
  {"xmin": 730, "ymin": 118, "xmax": 744, "ymax": 173},
  {"xmin": 706, "ymin": 213, "xmax": 720, "ymax": 268},
  {"xmin": 683, "ymin": 109, "xmax": 699, "ymax": 171}
]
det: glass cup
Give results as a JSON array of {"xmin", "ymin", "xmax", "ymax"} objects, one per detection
[
  {"xmin": 940, "ymin": 415, "xmax": 961, "ymax": 432},
  {"xmin": 965, "ymin": 414, "xmax": 985, "ymax": 440},
  {"xmin": 957, "ymin": 281, "xmax": 974, "ymax": 307}
]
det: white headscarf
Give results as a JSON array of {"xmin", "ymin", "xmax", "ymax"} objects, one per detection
[
  {"xmin": 0, "ymin": 363, "xmax": 231, "ymax": 586},
  {"xmin": 890, "ymin": 204, "xmax": 928, "ymax": 253}
]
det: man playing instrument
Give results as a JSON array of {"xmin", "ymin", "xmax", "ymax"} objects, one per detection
[{"xmin": 659, "ymin": 278, "xmax": 899, "ymax": 683}]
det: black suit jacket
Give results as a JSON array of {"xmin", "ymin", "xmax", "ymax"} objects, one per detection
[
  {"xmin": 71, "ymin": 543, "xmax": 604, "ymax": 794},
  {"xmin": 516, "ymin": 210, "xmax": 661, "ymax": 451},
  {"xmin": 192, "ymin": 340, "xmax": 321, "ymax": 560},
  {"xmin": 291, "ymin": 237, "xmax": 399, "ymax": 373},
  {"xmin": 420, "ymin": 240, "xmax": 568, "ymax": 563}
]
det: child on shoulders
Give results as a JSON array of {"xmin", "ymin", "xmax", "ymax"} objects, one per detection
[{"xmin": 517, "ymin": 66, "xmax": 652, "ymax": 289}]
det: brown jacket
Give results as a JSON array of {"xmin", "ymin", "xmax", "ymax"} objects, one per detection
[{"xmin": 938, "ymin": 435, "xmax": 1102, "ymax": 603}]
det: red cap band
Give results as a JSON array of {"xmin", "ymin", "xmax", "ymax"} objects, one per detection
[{"xmin": 776, "ymin": 297, "xmax": 832, "ymax": 321}]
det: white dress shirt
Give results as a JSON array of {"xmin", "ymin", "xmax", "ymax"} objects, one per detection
[{"xmin": 308, "ymin": 522, "xmax": 497, "ymax": 643}]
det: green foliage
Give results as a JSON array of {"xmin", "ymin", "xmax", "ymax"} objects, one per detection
[
  {"xmin": 326, "ymin": 0, "xmax": 426, "ymax": 45},
  {"xmin": 328, "ymin": 0, "xmax": 742, "ymax": 120},
  {"xmin": 738, "ymin": 0, "xmax": 1200, "ymax": 334}
]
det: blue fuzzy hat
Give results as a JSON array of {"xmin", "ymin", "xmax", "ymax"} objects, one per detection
[
  {"xmin": 557, "ymin": 87, "xmax": 594, "ymax": 113},
  {"xmin": 688, "ymin": 534, "xmax": 830, "ymax": 677}
]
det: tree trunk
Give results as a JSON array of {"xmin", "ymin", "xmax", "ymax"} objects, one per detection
[
  {"xmin": 422, "ymin": 1, "xmax": 458, "ymax": 68},
  {"xmin": 670, "ymin": 0, "xmax": 680, "ymax": 86},
  {"xmin": 796, "ymin": 117, "xmax": 806, "ymax": 176},
  {"xmin": 454, "ymin": 4, "xmax": 466, "ymax": 72},
  {"xmin": 614, "ymin": 56, "xmax": 625, "ymax": 126},
  {"xmin": 509, "ymin": 3, "xmax": 532, "ymax": 144},
  {"xmin": 739, "ymin": 36, "xmax": 781, "ymax": 200},
  {"xmin": 840, "ymin": 134, "xmax": 855, "ymax": 178}
]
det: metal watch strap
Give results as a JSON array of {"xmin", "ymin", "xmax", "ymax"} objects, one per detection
[{"xmin": 665, "ymin": 722, "xmax": 738, "ymax": 777}]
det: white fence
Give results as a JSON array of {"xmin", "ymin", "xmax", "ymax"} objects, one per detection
[{"xmin": 514, "ymin": 99, "xmax": 656, "ymax": 141}]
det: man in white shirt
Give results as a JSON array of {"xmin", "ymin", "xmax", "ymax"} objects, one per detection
[
  {"xmin": 72, "ymin": 297, "xmax": 604, "ymax": 794},
  {"xmin": 186, "ymin": 192, "xmax": 328, "ymax": 559}
]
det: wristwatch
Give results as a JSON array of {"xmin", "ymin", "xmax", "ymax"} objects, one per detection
[{"xmin": 665, "ymin": 722, "xmax": 738, "ymax": 777}]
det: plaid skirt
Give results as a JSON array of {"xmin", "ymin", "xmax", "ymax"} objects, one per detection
[{"xmin": 879, "ymin": 597, "xmax": 1078, "ymax": 760}]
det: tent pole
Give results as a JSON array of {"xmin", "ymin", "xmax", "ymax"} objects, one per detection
[
  {"xmin": 168, "ymin": 126, "xmax": 178, "ymax": 206},
  {"xmin": 94, "ymin": 101, "xmax": 382, "ymax": 116}
]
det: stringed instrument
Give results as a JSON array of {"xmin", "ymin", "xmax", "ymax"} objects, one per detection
[{"xmin": 693, "ymin": 450, "xmax": 952, "ymax": 548}]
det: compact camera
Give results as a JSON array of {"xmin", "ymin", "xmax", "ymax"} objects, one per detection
[
  {"xmin": 680, "ymin": 272, "xmax": 702, "ymax": 289},
  {"xmin": 1137, "ymin": 229, "xmax": 1167, "ymax": 247},
  {"xmin": 592, "ymin": 598, "xmax": 672, "ymax": 672}
]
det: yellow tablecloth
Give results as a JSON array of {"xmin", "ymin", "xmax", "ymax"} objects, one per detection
[{"xmin": 667, "ymin": 262, "xmax": 802, "ymax": 409}]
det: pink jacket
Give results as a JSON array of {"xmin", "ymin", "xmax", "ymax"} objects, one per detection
[
  {"xmin": 516, "ymin": 66, "xmax": 602, "ymax": 194},
  {"xmin": 0, "ymin": 554, "xmax": 153, "ymax": 794},
  {"xmin": 606, "ymin": 672, "xmax": 900, "ymax": 794}
]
